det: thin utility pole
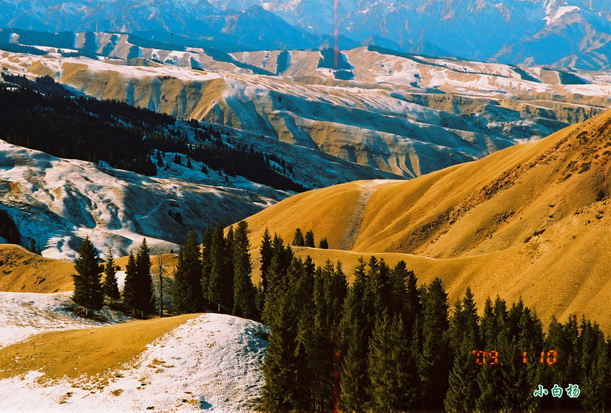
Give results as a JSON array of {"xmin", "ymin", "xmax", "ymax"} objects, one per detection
[{"xmin": 157, "ymin": 255, "xmax": 164, "ymax": 318}]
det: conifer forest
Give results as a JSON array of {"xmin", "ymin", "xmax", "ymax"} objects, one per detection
[{"xmin": 71, "ymin": 224, "xmax": 611, "ymax": 412}]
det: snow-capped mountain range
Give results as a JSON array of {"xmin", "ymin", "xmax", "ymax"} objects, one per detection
[{"xmin": 0, "ymin": 0, "xmax": 608, "ymax": 69}]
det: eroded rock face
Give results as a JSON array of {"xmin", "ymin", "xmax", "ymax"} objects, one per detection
[{"xmin": 6, "ymin": 38, "xmax": 607, "ymax": 178}]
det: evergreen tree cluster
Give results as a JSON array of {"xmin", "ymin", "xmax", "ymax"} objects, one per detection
[
  {"xmin": 69, "ymin": 229, "xmax": 611, "ymax": 412},
  {"xmin": 71, "ymin": 238, "xmax": 156, "ymax": 318},
  {"xmin": 291, "ymin": 228, "xmax": 329, "ymax": 249},
  {"xmin": 123, "ymin": 239, "xmax": 156, "ymax": 316},
  {"xmin": 0, "ymin": 77, "xmax": 305, "ymax": 191},
  {"xmin": 172, "ymin": 222, "xmax": 259, "ymax": 319},
  {"xmin": 260, "ymin": 234, "xmax": 611, "ymax": 412}
]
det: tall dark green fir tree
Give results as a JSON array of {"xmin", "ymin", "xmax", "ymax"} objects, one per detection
[
  {"xmin": 232, "ymin": 221, "xmax": 257, "ymax": 319},
  {"xmin": 259, "ymin": 228, "xmax": 273, "ymax": 299},
  {"xmin": 368, "ymin": 312, "xmax": 418, "ymax": 411},
  {"xmin": 102, "ymin": 248, "xmax": 120, "ymax": 301},
  {"xmin": 292, "ymin": 228, "xmax": 305, "ymax": 246},
  {"xmin": 135, "ymin": 239, "xmax": 156, "ymax": 314},
  {"xmin": 417, "ymin": 278, "xmax": 451, "ymax": 409},
  {"xmin": 261, "ymin": 258, "xmax": 308, "ymax": 412},
  {"xmin": 338, "ymin": 258, "xmax": 371, "ymax": 412},
  {"xmin": 304, "ymin": 230, "xmax": 315, "ymax": 248},
  {"xmin": 71, "ymin": 237, "xmax": 104, "ymax": 311},
  {"xmin": 445, "ymin": 288, "xmax": 480, "ymax": 413},
  {"xmin": 173, "ymin": 231, "xmax": 204, "ymax": 314},
  {"xmin": 123, "ymin": 240, "xmax": 156, "ymax": 316}
]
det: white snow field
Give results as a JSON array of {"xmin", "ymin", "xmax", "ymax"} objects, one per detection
[{"xmin": 0, "ymin": 293, "xmax": 268, "ymax": 412}]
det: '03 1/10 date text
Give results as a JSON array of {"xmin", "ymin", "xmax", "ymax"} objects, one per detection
[{"xmin": 471, "ymin": 350, "xmax": 558, "ymax": 365}]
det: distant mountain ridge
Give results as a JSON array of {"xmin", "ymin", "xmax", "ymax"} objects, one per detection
[
  {"xmin": 0, "ymin": 0, "xmax": 608, "ymax": 69},
  {"xmin": 1, "ymin": 31, "xmax": 608, "ymax": 181}
]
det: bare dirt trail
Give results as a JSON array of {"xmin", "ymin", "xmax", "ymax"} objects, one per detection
[{"xmin": 337, "ymin": 180, "xmax": 385, "ymax": 250}]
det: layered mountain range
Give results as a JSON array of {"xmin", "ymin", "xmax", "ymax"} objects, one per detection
[
  {"xmin": 1, "ymin": 31, "xmax": 609, "ymax": 179},
  {"xmin": 0, "ymin": 0, "xmax": 609, "ymax": 69}
]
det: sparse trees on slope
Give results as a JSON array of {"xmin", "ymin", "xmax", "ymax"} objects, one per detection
[
  {"xmin": 71, "ymin": 237, "xmax": 104, "ymax": 311},
  {"xmin": 319, "ymin": 237, "xmax": 329, "ymax": 249},
  {"xmin": 173, "ymin": 232, "xmax": 204, "ymax": 314},
  {"xmin": 102, "ymin": 248, "xmax": 120, "ymax": 301}
]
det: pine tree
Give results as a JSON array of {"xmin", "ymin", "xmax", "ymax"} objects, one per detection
[
  {"xmin": 445, "ymin": 288, "xmax": 480, "ymax": 413},
  {"xmin": 232, "ymin": 221, "xmax": 257, "ymax": 319},
  {"xmin": 304, "ymin": 230, "xmax": 315, "ymax": 248},
  {"xmin": 259, "ymin": 228, "xmax": 273, "ymax": 298},
  {"xmin": 499, "ymin": 300, "xmax": 543, "ymax": 412},
  {"xmin": 417, "ymin": 278, "xmax": 451, "ymax": 409},
  {"xmin": 579, "ymin": 319, "xmax": 609, "ymax": 412},
  {"xmin": 368, "ymin": 313, "xmax": 417, "ymax": 412},
  {"xmin": 261, "ymin": 258, "xmax": 308, "ymax": 411},
  {"xmin": 135, "ymin": 239, "xmax": 156, "ymax": 314},
  {"xmin": 102, "ymin": 248, "xmax": 120, "ymax": 301},
  {"xmin": 173, "ymin": 232, "xmax": 204, "ymax": 314},
  {"xmin": 122, "ymin": 251, "xmax": 138, "ymax": 311},
  {"xmin": 319, "ymin": 237, "xmax": 329, "ymax": 249},
  {"xmin": 262, "ymin": 235, "xmax": 293, "ymax": 324},
  {"xmin": 339, "ymin": 258, "xmax": 371, "ymax": 412},
  {"xmin": 292, "ymin": 228, "xmax": 305, "ymax": 246},
  {"xmin": 71, "ymin": 237, "xmax": 104, "ymax": 311},
  {"xmin": 201, "ymin": 228, "xmax": 213, "ymax": 305},
  {"xmin": 365, "ymin": 257, "xmax": 392, "ymax": 322},
  {"xmin": 123, "ymin": 240, "xmax": 156, "ymax": 316},
  {"xmin": 475, "ymin": 297, "xmax": 507, "ymax": 412},
  {"xmin": 206, "ymin": 223, "xmax": 233, "ymax": 312}
]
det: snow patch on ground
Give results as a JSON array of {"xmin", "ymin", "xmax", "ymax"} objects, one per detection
[
  {"xmin": 0, "ymin": 313, "xmax": 268, "ymax": 413},
  {"xmin": 0, "ymin": 292, "xmax": 132, "ymax": 349},
  {"xmin": 544, "ymin": 4, "xmax": 580, "ymax": 25}
]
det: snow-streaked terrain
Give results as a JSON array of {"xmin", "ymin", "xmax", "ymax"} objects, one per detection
[
  {"xmin": 0, "ymin": 140, "xmax": 282, "ymax": 259},
  {"xmin": 0, "ymin": 292, "xmax": 131, "ymax": 349},
  {"xmin": 0, "ymin": 291, "xmax": 268, "ymax": 412},
  {"xmin": 2, "ymin": 42, "xmax": 609, "ymax": 184}
]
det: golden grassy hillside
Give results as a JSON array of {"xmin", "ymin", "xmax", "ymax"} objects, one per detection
[
  {"xmin": 0, "ymin": 247, "xmax": 178, "ymax": 294},
  {"xmin": 0, "ymin": 314, "xmax": 197, "ymax": 381},
  {"xmin": 243, "ymin": 110, "xmax": 611, "ymax": 333},
  {"xmin": 0, "ymin": 245, "xmax": 75, "ymax": 293}
]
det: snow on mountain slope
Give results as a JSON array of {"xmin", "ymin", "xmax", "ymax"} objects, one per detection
[
  {"xmin": 3, "ymin": 45, "xmax": 608, "ymax": 180},
  {"xmin": 0, "ymin": 313, "xmax": 267, "ymax": 412},
  {"xmin": 0, "ymin": 140, "xmax": 282, "ymax": 259},
  {"xmin": 0, "ymin": 292, "xmax": 131, "ymax": 349}
]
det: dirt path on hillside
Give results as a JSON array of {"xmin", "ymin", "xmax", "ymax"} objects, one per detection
[{"xmin": 337, "ymin": 181, "xmax": 382, "ymax": 251}]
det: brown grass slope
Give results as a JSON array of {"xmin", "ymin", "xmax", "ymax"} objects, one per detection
[
  {"xmin": 0, "ymin": 245, "xmax": 75, "ymax": 293},
  {"xmin": 0, "ymin": 314, "xmax": 197, "ymax": 381},
  {"xmin": 243, "ymin": 110, "xmax": 611, "ymax": 332},
  {"xmin": 0, "ymin": 247, "xmax": 179, "ymax": 294}
]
